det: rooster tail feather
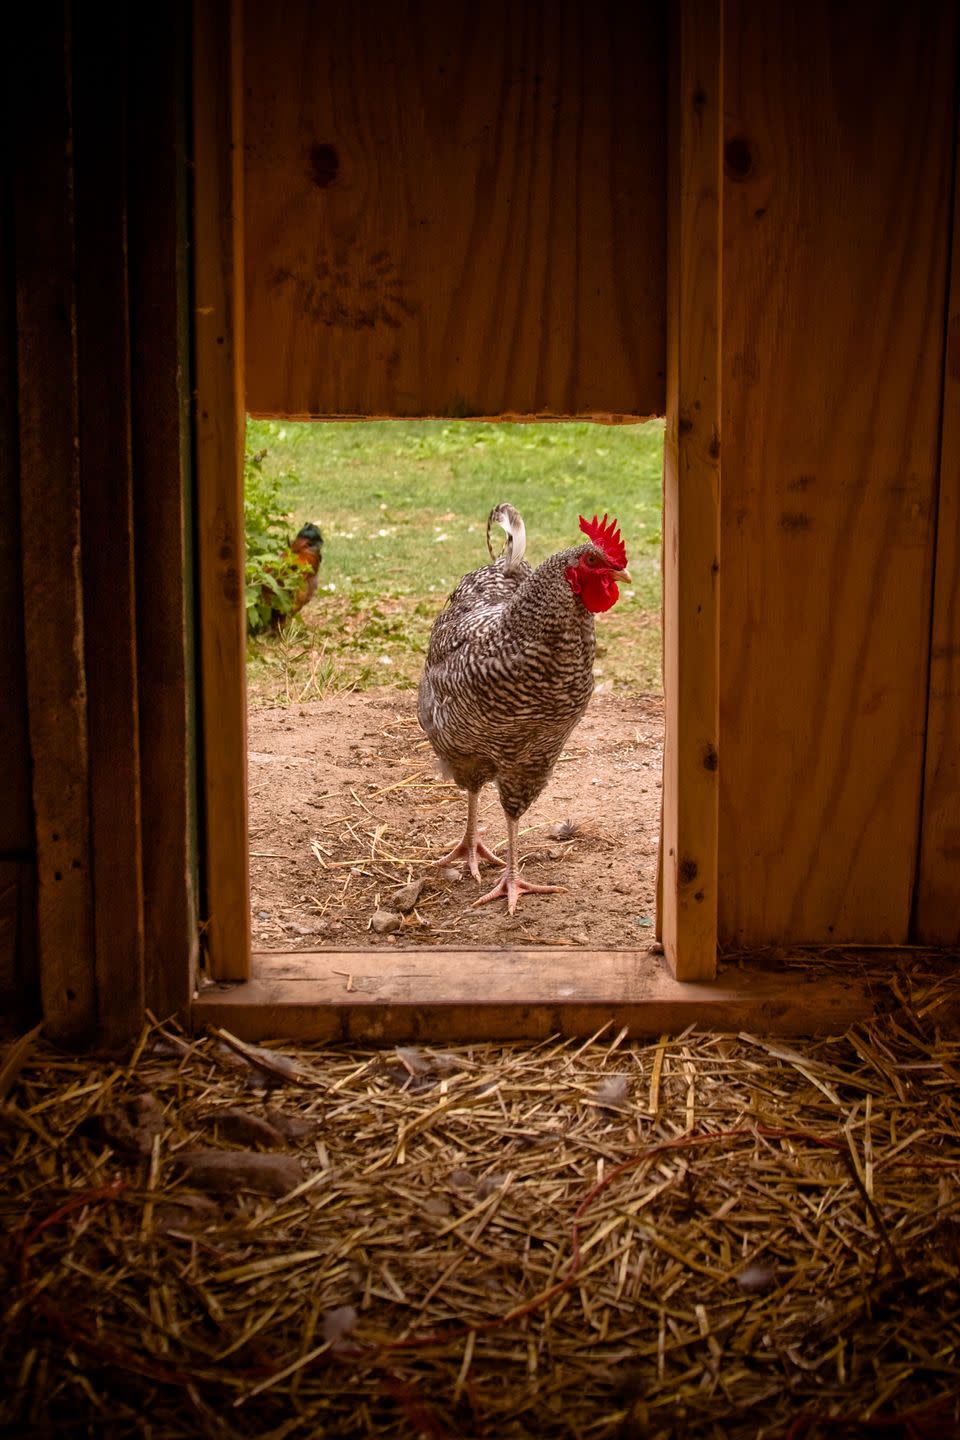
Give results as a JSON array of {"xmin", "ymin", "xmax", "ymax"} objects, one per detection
[{"xmin": 486, "ymin": 502, "xmax": 526, "ymax": 572}]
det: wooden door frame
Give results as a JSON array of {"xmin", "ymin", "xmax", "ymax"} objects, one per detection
[
  {"xmin": 191, "ymin": 0, "xmax": 731, "ymax": 1032},
  {"xmin": 193, "ymin": 0, "xmax": 250, "ymax": 982},
  {"xmin": 658, "ymin": 0, "xmax": 722, "ymax": 981}
]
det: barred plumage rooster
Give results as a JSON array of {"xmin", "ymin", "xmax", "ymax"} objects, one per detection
[{"xmin": 418, "ymin": 504, "xmax": 630, "ymax": 912}]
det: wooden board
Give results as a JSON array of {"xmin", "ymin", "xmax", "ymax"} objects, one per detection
[
  {"xmin": 719, "ymin": 1, "xmax": 956, "ymax": 946},
  {"xmin": 0, "ymin": 862, "xmax": 37, "ymax": 1028},
  {"xmin": 13, "ymin": 3, "xmax": 97, "ymax": 1039},
  {"xmin": 0, "ymin": 126, "xmax": 32, "ymax": 869},
  {"xmin": 73, "ymin": 4, "xmax": 146, "ymax": 1043},
  {"xmin": 193, "ymin": 0, "xmax": 251, "ymax": 981},
  {"xmin": 0, "ymin": 114, "xmax": 37, "ymax": 1031},
  {"xmin": 192, "ymin": 948, "xmax": 870, "ymax": 1042},
  {"xmin": 660, "ymin": 0, "xmax": 722, "ymax": 980},
  {"xmin": 128, "ymin": 4, "xmax": 201, "ymax": 1017},
  {"xmin": 242, "ymin": 0, "xmax": 666, "ymax": 419},
  {"xmin": 916, "ymin": 81, "xmax": 960, "ymax": 945}
]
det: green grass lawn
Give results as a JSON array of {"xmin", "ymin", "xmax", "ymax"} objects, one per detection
[{"xmin": 245, "ymin": 418, "xmax": 664, "ymax": 705}]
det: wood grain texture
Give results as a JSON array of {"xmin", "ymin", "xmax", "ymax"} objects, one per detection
[
  {"xmin": 128, "ymin": 4, "xmax": 200, "ymax": 1017},
  {"xmin": 193, "ymin": 0, "xmax": 251, "ymax": 980},
  {"xmin": 0, "ymin": 120, "xmax": 38, "ymax": 1027},
  {"xmin": 242, "ymin": 0, "xmax": 665, "ymax": 419},
  {"xmin": 0, "ymin": 116, "xmax": 32, "ymax": 867},
  {"xmin": 661, "ymin": 0, "xmax": 722, "ymax": 980},
  {"xmin": 719, "ymin": 1, "xmax": 956, "ymax": 945},
  {"xmin": 916, "ymin": 85, "xmax": 960, "ymax": 945},
  {"xmin": 0, "ymin": 864, "xmax": 16, "ymax": 1003},
  {"xmin": 73, "ymin": 5, "xmax": 145, "ymax": 1043},
  {"xmin": 13, "ymin": 3, "xmax": 97, "ymax": 1039},
  {"xmin": 192, "ymin": 948, "xmax": 870, "ymax": 1042},
  {"xmin": 0, "ymin": 862, "xmax": 37, "ymax": 1026}
]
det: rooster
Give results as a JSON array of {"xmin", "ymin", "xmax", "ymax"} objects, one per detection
[
  {"xmin": 267, "ymin": 522, "xmax": 324, "ymax": 628},
  {"xmin": 418, "ymin": 503, "xmax": 630, "ymax": 912}
]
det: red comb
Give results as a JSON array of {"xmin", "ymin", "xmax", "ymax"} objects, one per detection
[{"xmin": 579, "ymin": 513, "xmax": 627, "ymax": 569}]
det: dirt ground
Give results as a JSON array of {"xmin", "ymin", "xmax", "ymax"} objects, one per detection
[{"xmin": 248, "ymin": 688, "xmax": 663, "ymax": 952}]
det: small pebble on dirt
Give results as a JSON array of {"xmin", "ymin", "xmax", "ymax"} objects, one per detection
[
  {"xmin": 371, "ymin": 909, "xmax": 402, "ymax": 933},
  {"xmin": 390, "ymin": 879, "xmax": 425, "ymax": 912}
]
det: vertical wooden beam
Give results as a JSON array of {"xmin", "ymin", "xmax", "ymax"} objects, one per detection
[
  {"xmin": 661, "ymin": 0, "xmax": 722, "ymax": 981},
  {"xmin": 12, "ymin": 1, "xmax": 97, "ymax": 1039},
  {"xmin": 192, "ymin": 0, "xmax": 250, "ymax": 980},
  {"xmin": 128, "ymin": 4, "xmax": 201, "ymax": 1017},
  {"xmin": 0, "ymin": 69, "xmax": 37, "ymax": 1022},
  {"xmin": 916, "ymin": 67, "xmax": 960, "ymax": 946},
  {"xmin": 73, "ymin": 4, "xmax": 146, "ymax": 1044}
]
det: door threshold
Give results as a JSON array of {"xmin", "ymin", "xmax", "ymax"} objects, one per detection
[{"xmin": 191, "ymin": 947, "xmax": 871, "ymax": 1042}]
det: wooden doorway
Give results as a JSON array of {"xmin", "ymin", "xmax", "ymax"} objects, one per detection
[{"xmin": 191, "ymin": 0, "xmax": 725, "ymax": 1037}]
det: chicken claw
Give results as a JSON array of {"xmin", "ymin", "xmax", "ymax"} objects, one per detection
[
  {"xmin": 435, "ymin": 833, "xmax": 506, "ymax": 882},
  {"xmin": 434, "ymin": 791, "xmax": 506, "ymax": 881},
  {"xmin": 473, "ymin": 872, "xmax": 566, "ymax": 916},
  {"xmin": 471, "ymin": 814, "xmax": 565, "ymax": 913}
]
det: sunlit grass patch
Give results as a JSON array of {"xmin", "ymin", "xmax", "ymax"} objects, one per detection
[{"xmin": 245, "ymin": 418, "xmax": 664, "ymax": 704}]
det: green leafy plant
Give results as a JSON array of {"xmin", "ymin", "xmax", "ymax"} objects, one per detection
[{"xmin": 243, "ymin": 446, "xmax": 305, "ymax": 634}]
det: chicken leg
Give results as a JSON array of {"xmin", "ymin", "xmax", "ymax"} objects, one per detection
[
  {"xmin": 473, "ymin": 814, "xmax": 566, "ymax": 915},
  {"xmin": 435, "ymin": 790, "xmax": 506, "ymax": 882}
]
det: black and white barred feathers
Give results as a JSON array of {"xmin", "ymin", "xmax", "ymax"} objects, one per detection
[{"xmin": 417, "ymin": 502, "xmax": 602, "ymax": 820}]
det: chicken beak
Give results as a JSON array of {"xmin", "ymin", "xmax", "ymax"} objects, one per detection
[{"xmin": 611, "ymin": 567, "xmax": 631, "ymax": 584}]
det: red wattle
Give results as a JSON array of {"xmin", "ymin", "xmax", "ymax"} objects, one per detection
[{"xmin": 581, "ymin": 576, "xmax": 619, "ymax": 613}]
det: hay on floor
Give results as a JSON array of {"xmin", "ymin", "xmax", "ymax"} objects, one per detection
[{"xmin": 1, "ymin": 954, "xmax": 959, "ymax": 1438}]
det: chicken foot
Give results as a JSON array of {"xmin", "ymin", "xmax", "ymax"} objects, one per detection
[
  {"xmin": 474, "ymin": 814, "xmax": 565, "ymax": 915},
  {"xmin": 435, "ymin": 790, "xmax": 506, "ymax": 882}
]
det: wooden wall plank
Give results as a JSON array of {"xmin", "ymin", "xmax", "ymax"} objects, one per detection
[
  {"xmin": 660, "ymin": 0, "xmax": 722, "ymax": 980},
  {"xmin": 193, "ymin": 0, "xmax": 251, "ymax": 980},
  {"xmin": 0, "ymin": 863, "xmax": 38, "ymax": 1029},
  {"xmin": 0, "ymin": 114, "xmax": 32, "ymax": 867},
  {"xmin": 73, "ymin": 5, "xmax": 146, "ymax": 1043},
  {"xmin": 0, "ymin": 71, "xmax": 37, "ymax": 1020},
  {"xmin": 12, "ymin": 2, "xmax": 97, "ymax": 1039},
  {"xmin": 916, "ymin": 77, "xmax": 960, "ymax": 946},
  {"xmin": 719, "ymin": 1, "xmax": 956, "ymax": 946},
  {"xmin": 128, "ymin": 4, "xmax": 200, "ymax": 1016},
  {"xmin": 0, "ymin": 865, "xmax": 18, "ymax": 1003},
  {"xmin": 242, "ymin": 0, "xmax": 666, "ymax": 419},
  {"xmin": 192, "ymin": 949, "xmax": 870, "ymax": 1042}
]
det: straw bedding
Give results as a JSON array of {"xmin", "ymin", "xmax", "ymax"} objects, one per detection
[{"xmin": 2, "ymin": 954, "xmax": 959, "ymax": 1438}]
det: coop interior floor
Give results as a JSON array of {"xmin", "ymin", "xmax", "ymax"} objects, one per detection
[
  {"xmin": 247, "ymin": 687, "xmax": 664, "ymax": 955},
  {"xmin": 7, "ymin": 960, "xmax": 959, "ymax": 1438}
]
